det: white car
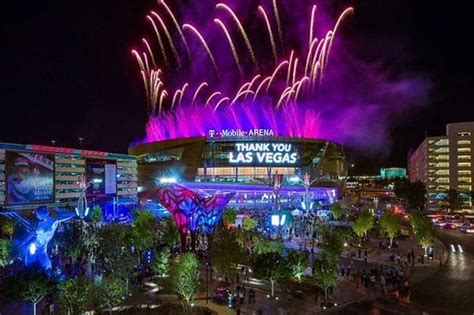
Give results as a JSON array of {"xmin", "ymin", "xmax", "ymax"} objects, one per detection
[
  {"xmin": 460, "ymin": 226, "xmax": 474, "ymax": 233},
  {"xmin": 434, "ymin": 221, "xmax": 447, "ymax": 227}
]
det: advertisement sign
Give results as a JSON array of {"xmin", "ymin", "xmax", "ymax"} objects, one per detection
[
  {"xmin": 6, "ymin": 152, "xmax": 55, "ymax": 205},
  {"xmin": 86, "ymin": 160, "xmax": 116, "ymax": 196},
  {"xmin": 104, "ymin": 164, "xmax": 117, "ymax": 195},
  {"xmin": 228, "ymin": 142, "xmax": 301, "ymax": 166}
]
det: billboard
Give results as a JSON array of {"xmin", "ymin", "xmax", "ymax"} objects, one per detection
[
  {"xmin": 227, "ymin": 142, "xmax": 302, "ymax": 166},
  {"xmin": 86, "ymin": 160, "xmax": 116, "ymax": 196},
  {"xmin": 6, "ymin": 152, "xmax": 55, "ymax": 205}
]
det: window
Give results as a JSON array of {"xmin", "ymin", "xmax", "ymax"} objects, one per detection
[
  {"xmin": 459, "ymin": 170, "xmax": 472, "ymax": 175},
  {"xmin": 458, "ymin": 155, "xmax": 471, "ymax": 160},
  {"xmin": 459, "ymin": 185, "xmax": 471, "ymax": 191},
  {"xmin": 458, "ymin": 162, "xmax": 471, "ymax": 168},
  {"xmin": 458, "ymin": 177, "xmax": 472, "ymax": 183},
  {"xmin": 458, "ymin": 140, "xmax": 471, "ymax": 146},
  {"xmin": 458, "ymin": 147, "xmax": 471, "ymax": 153},
  {"xmin": 458, "ymin": 132, "xmax": 471, "ymax": 137}
]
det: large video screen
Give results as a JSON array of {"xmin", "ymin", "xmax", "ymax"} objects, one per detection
[
  {"xmin": 227, "ymin": 141, "xmax": 302, "ymax": 167},
  {"xmin": 6, "ymin": 151, "xmax": 55, "ymax": 205},
  {"xmin": 86, "ymin": 159, "xmax": 117, "ymax": 196}
]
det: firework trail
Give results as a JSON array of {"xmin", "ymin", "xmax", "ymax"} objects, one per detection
[{"xmin": 132, "ymin": 0, "xmax": 354, "ymax": 141}]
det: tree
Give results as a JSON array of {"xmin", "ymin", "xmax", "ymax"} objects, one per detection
[
  {"xmin": 313, "ymin": 255, "xmax": 338, "ymax": 306},
  {"xmin": 58, "ymin": 277, "xmax": 95, "ymax": 315},
  {"xmin": 223, "ymin": 208, "xmax": 237, "ymax": 226},
  {"xmin": 4, "ymin": 265, "xmax": 51, "ymax": 315},
  {"xmin": 171, "ymin": 253, "xmax": 201, "ymax": 310},
  {"xmin": 318, "ymin": 225, "xmax": 347, "ymax": 262},
  {"xmin": 243, "ymin": 217, "xmax": 257, "ymax": 230},
  {"xmin": 352, "ymin": 209, "xmax": 374, "ymax": 245},
  {"xmin": 0, "ymin": 218, "xmax": 15, "ymax": 240},
  {"xmin": 0, "ymin": 239, "xmax": 11, "ymax": 268},
  {"xmin": 394, "ymin": 180, "xmax": 426, "ymax": 211},
  {"xmin": 410, "ymin": 214, "xmax": 434, "ymax": 255},
  {"xmin": 379, "ymin": 211, "xmax": 402, "ymax": 248},
  {"xmin": 153, "ymin": 247, "xmax": 171, "ymax": 277},
  {"xmin": 210, "ymin": 228, "xmax": 248, "ymax": 283},
  {"xmin": 252, "ymin": 252, "xmax": 290, "ymax": 297},
  {"xmin": 99, "ymin": 276, "xmax": 127, "ymax": 312},
  {"xmin": 331, "ymin": 202, "xmax": 346, "ymax": 220},
  {"xmin": 288, "ymin": 250, "xmax": 308, "ymax": 283},
  {"xmin": 90, "ymin": 205, "xmax": 104, "ymax": 224},
  {"xmin": 160, "ymin": 216, "xmax": 180, "ymax": 248},
  {"xmin": 444, "ymin": 189, "xmax": 463, "ymax": 213},
  {"xmin": 131, "ymin": 210, "xmax": 157, "ymax": 262}
]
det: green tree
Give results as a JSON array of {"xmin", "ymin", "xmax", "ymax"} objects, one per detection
[
  {"xmin": 352, "ymin": 209, "xmax": 374, "ymax": 245},
  {"xmin": 288, "ymin": 250, "xmax": 308, "ymax": 283},
  {"xmin": 153, "ymin": 247, "xmax": 171, "ymax": 277},
  {"xmin": 318, "ymin": 225, "xmax": 347, "ymax": 262},
  {"xmin": 4, "ymin": 266, "xmax": 51, "ymax": 315},
  {"xmin": 410, "ymin": 214, "xmax": 434, "ymax": 255},
  {"xmin": 444, "ymin": 189, "xmax": 463, "ymax": 213},
  {"xmin": 58, "ymin": 277, "xmax": 95, "ymax": 315},
  {"xmin": 210, "ymin": 228, "xmax": 248, "ymax": 283},
  {"xmin": 252, "ymin": 252, "xmax": 290, "ymax": 297},
  {"xmin": 171, "ymin": 253, "xmax": 201, "ymax": 310},
  {"xmin": 243, "ymin": 217, "xmax": 257, "ymax": 230},
  {"xmin": 331, "ymin": 202, "xmax": 346, "ymax": 220},
  {"xmin": 0, "ymin": 239, "xmax": 11, "ymax": 268},
  {"xmin": 223, "ymin": 208, "xmax": 237, "ymax": 226},
  {"xmin": 131, "ymin": 210, "xmax": 157, "ymax": 262},
  {"xmin": 0, "ymin": 218, "xmax": 15, "ymax": 240},
  {"xmin": 313, "ymin": 255, "xmax": 338, "ymax": 306},
  {"xmin": 90, "ymin": 205, "xmax": 104, "ymax": 224},
  {"xmin": 99, "ymin": 276, "xmax": 127, "ymax": 313},
  {"xmin": 379, "ymin": 211, "xmax": 402, "ymax": 248},
  {"xmin": 160, "ymin": 216, "xmax": 180, "ymax": 248}
]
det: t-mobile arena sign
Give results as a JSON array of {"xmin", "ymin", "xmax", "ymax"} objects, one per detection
[{"xmin": 228, "ymin": 142, "xmax": 300, "ymax": 166}]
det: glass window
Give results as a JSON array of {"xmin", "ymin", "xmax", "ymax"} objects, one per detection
[{"xmin": 458, "ymin": 140, "xmax": 471, "ymax": 146}]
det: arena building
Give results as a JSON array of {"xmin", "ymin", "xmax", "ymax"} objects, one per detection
[{"xmin": 129, "ymin": 132, "xmax": 347, "ymax": 210}]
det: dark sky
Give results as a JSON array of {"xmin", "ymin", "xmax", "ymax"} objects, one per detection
[{"xmin": 1, "ymin": 0, "xmax": 472, "ymax": 174}]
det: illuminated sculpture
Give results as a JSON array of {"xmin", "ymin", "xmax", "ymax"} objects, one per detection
[
  {"xmin": 76, "ymin": 175, "xmax": 90, "ymax": 219},
  {"xmin": 155, "ymin": 184, "xmax": 234, "ymax": 251},
  {"xmin": 23, "ymin": 206, "xmax": 76, "ymax": 269}
]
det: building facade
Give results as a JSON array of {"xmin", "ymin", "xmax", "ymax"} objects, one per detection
[
  {"xmin": 408, "ymin": 122, "xmax": 474, "ymax": 213},
  {"xmin": 0, "ymin": 142, "xmax": 138, "ymax": 211},
  {"xmin": 129, "ymin": 136, "xmax": 347, "ymax": 210}
]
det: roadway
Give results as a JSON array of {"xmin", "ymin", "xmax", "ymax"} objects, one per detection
[{"xmin": 333, "ymin": 228, "xmax": 474, "ymax": 315}]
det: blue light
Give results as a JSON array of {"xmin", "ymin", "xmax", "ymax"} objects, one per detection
[{"xmin": 29, "ymin": 243, "xmax": 37, "ymax": 255}]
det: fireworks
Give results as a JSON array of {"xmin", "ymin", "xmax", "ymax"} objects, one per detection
[{"xmin": 132, "ymin": 1, "xmax": 354, "ymax": 142}]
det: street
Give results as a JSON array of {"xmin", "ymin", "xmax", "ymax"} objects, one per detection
[
  {"xmin": 334, "ymin": 229, "xmax": 474, "ymax": 315},
  {"xmin": 411, "ymin": 229, "xmax": 474, "ymax": 315}
]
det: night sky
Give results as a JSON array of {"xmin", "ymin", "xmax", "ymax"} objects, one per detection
[{"xmin": 1, "ymin": 0, "xmax": 472, "ymax": 174}]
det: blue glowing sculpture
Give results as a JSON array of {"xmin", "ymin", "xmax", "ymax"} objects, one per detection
[{"xmin": 23, "ymin": 206, "xmax": 76, "ymax": 270}]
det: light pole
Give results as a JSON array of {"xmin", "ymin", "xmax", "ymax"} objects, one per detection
[
  {"xmin": 78, "ymin": 137, "xmax": 84, "ymax": 149},
  {"xmin": 302, "ymin": 173, "xmax": 318, "ymax": 213}
]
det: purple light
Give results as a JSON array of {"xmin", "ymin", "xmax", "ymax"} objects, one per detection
[{"xmin": 144, "ymin": 102, "xmax": 321, "ymax": 142}]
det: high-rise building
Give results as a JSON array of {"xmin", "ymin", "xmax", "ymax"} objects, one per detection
[{"xmin": 408, "ymin": 122, "xmax": 474, "ymax": 213}]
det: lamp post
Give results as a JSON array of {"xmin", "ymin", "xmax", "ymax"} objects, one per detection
[
  {"xmin": 302, "ymin": 173, "xmax": 318, "ymax": 213},
  {"xmin": 78, "ymin": 137, "xmax": 84, "ymax": 149}
]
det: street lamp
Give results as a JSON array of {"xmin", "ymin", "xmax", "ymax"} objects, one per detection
[{"xmin": 78, "ymin": 137, "xmax": 84, "ymax": 149}]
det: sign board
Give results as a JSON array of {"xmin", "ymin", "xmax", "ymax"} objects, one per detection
[
  {"xmin": 209, "ymin": 129, "xmax": 275, "ymax": 138},
  {"xmin": 228, "ymin": 142, "xmax": 300, "ymax": 166},
  {"xmin": 6, "ymin": 151, "xmax": 55, "ymax": 205}
]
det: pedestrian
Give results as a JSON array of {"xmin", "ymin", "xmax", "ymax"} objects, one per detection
[
  {"xmin": 236, "ymin": 306, "xmax": 241, "ymax": 315},
  {"xmin": 239, "ymin": 286, "xmax": 245, "ymax": 304}
]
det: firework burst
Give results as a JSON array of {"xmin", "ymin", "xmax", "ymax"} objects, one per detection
[{"xmin": 132, "ymin": 0, "xmax": 354, "ymax": 142}]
